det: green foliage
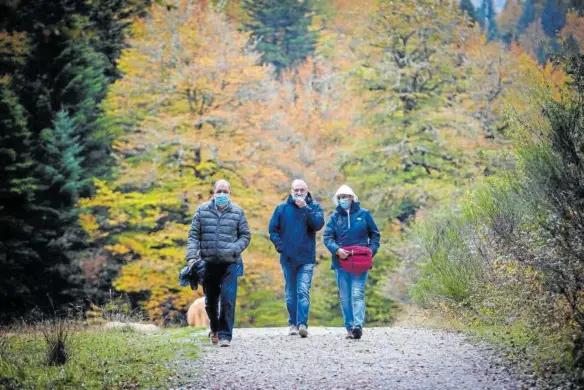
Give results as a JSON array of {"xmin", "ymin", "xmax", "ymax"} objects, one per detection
[
  {"xmin": 0, "ymin": 326, "xmax": 200, "ymax": 389},
  {"xmin": 410, "ymin": 53, "xmax": 584, "ymax": 385},
  {"xmin": 410, "ymin": 208, "xmax": 487, "ymax": 306},
  {"xmin": 39, "ymin": 110, "xmax": 86, "ymax": 209},
  {"xmin": 542, "ymin": 0, "xmax": 567, "ymax": 37},
  {"xmin": 459, "ymin": 0, "xmax": 478, "ymax": 23},
  {"xmin": 244, "ymin": 0, "xmax": 318, "ymax": 75},
  {"xmin": 0, "ymin": 86, "xmax": 42, "ymax": 319},
  {"xmin": 0, "ymin": 0, "xmax": 137, "ymax": 321},
  {"xmin": 517, "ymin": 0, "xmax": 536, "ymax": 35},
  {"xmin": 476, "ymin": 0, "xmax": 499, "ymax": 40}
]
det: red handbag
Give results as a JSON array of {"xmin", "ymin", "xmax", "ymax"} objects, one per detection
[{"xmin": 339, "ymin": 245, "xmax": 373, "ymax": 274}]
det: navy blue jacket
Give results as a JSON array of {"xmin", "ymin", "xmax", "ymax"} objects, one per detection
[
  {"xmin": 323, "ymin": 201, "xmax": 381, "ymax": 270},
  {"xmin": 269, "ymin": 193, "xmax": 325, "ymax": 265}
]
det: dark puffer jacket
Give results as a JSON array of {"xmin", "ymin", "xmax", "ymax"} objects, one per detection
[{"xmin": 186, "ymin": 199, "xmax": 251, "ymax": 264}]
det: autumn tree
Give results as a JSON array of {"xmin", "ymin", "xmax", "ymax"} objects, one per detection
[
  {"xmin": 82, "ymin": 0, "xmax": 289, "ymax": 322},
  {"xmin": 560, "ymin": 12, "xmax": 584, "ymax": 53},
  {"xmin": 497, "ymin": 0, "xmax": 523, "ymax": 43}
]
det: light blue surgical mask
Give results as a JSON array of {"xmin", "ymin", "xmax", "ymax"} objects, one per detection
[
  {"xmin": 214, "ymin": 193, "xmax": 230, "ymax": 207},
  {"xmin": 339, "ymin": 199, "xmax": 351, "ymax": 210}
]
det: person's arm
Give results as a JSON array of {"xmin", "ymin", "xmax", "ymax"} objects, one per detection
[
  {"xmin": 234, "ymin": 210, "xmax": 251, "ymax": 254},
  {"xmin": 268, "ymin": 205, "xmax": 283, "ymax": 253},
  {"xmin": 186, "ymin": 207, "xmax": 202, "ymax": 260},
  {"xmin": 303, "ymin": 203, "xmax": 325, "ymax": 232},
  {"xmin": 323, "ymin": 214, "xmax": 340, "ymax": 255},
  {"xmin": 366, "ymin": 212, "xmax": 381, "ymax": 256}
]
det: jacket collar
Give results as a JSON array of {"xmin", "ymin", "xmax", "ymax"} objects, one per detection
[{"xmin": 336, "ymin": 200, "xmax": 361, "ymax": 215}]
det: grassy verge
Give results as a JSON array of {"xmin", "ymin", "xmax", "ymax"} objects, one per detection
[{"xmin": 0, "ymin": 325, "xmax": 202, "ymax": 389}]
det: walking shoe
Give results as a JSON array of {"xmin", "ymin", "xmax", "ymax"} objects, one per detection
[
  {"xmin": 219, "ymin": 339, "xmax": 230, "ymax": 347},
  {"xmin": 298, "ymin": 325, "xmax": 308, "ymax": 338},
  {"xmin": 288, "ymin": 325, "xmax": 298, "ymax": 336},
  {"xmin": 346, "ymin": 329, "xmax": 354, "ymax": 339},
  {"xmin": 209, "ymin": 331, "xmax": 219, "ymax": 345},
  {"xmin": 352, "ymin": 326, "xmax": 363, "ymax": 340}
]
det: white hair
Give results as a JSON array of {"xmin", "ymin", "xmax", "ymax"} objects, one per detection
[
  {"xmin": 213, "ymin": 179, "xmax": 231, "ymax": 191},
  {"xmin": 291, "ymin": 179, "xmax": 308, "ymax": 189}
]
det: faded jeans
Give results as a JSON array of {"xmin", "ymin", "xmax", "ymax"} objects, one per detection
[
  {"xmin": 334, "ymin": 268, "xmax": 369, "ymax": 330},
  {"xmin": 281, "ymin": 262, "xmax": 314, "ymax": 327}
]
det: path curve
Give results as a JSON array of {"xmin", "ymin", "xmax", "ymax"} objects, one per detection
[{"xmin": 176, "ymin": 327, "xmax": 527, "ymax": 390}]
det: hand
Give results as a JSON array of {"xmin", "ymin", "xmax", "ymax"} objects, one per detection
[
  {"xmin": 336, "ymin": 248, "xmax": 350, "ymax": 260},
  {"xmin": 295, "ymin": 198, "xmax": 307, "ymax": 208}
]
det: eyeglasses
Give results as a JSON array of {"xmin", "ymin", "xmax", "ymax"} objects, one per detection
[
  {"xmin": 337, "ymin": 195, "xmax": 352, "ymax": 200},
  {"xmin": 292, "ymin": 188, "xmax": 307, "ymax": 194}
]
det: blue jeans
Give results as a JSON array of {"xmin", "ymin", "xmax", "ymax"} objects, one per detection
[
  {"xmin": 203, "ymin": 262, "xmax": 241, "ymax": 341},
  {"xmin": 281, "ymin": 262, "xmax": 314, "ymax": 327},
  {"xmin": 334, "ymin": 269, "xmax": 369, "ymax": 330}
]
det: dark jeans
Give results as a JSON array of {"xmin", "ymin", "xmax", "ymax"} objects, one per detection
[{"xmin": 203, "ymin": 262, "xmax": 241, "ymax": 341}]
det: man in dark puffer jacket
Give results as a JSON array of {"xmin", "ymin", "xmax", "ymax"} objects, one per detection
[{"xmin": 186, "ymin": 179, "xmax": 251, "ymax": 347}]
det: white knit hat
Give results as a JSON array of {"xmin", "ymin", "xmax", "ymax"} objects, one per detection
[{"xmin": 332, "ymin": 184, "xmax": 358, "ymax": 206}]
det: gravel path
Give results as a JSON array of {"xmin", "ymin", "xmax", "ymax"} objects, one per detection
[{"xmin": 176, "ymin": 327, "xmax": 527, "ymax": 390}]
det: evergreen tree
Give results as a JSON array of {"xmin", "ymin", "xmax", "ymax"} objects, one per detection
[
  {"xmin": 569, "ymin": 0, "xmax": 584, "ymax": 14},
  {"xmin": 477, "ymin": 0, "xmax": 499, "ymax": 41},
  {"xmin": 50, "ymin": 39, "xmax": 111, "ymax": 179},
  {"xmin": 0, "ymin": 86, "xmax": 40, "ymax": 318},
  {"xmin": 485, "ymin": 0, "xmax": 499, "ymax": 41},
  {"xmin": 518, "ymin": 0, "xmax": 536, "ymax": 35},
  {"xmin": 244, "ymin": 0, "xmax": 318, "ymax": 76},
  {"xmin": 38, "ymin": 110, "xmax": 85, "ymax": 209},
  {"xmin": 541, "ymin": 0, "xmax": 566, "ymax": 37},
  {"xmin": 459, "ymin": 0, "xmax": 479, "ymax": 23},
  {"xmin": 88, "ymin": 0, "xmax": 135, "ymax": 80},
  {"xmin": 0, "ymin": 0, "xmax": 137, "ymax": 320}
]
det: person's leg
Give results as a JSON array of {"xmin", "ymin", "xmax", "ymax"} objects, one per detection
[
  {"xmin": 334, "ymin": 268, "xmax": 354, "ymax": 330},
  {"xmin": 281, "ymin": 261, "xmax": 298, "ymax": 327},
  {"xmin": 351, "ymin": 271, "xmax": 369, "ymax": 339},
  {"xmin": 218, "ymin": 263, "xmax": 239, "ymax": 342},
  {"xmin": 203, "ymin": 264, "xmax": 221, "ymax": 334},
  {"xmin": 296, "ymin": 263, "xmax": 314, "ymax": 328}
]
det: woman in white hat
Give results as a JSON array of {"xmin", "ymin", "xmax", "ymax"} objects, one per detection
[{"xmin": 323, "ymin": 185, "xmax": 381, "ymax": 339}]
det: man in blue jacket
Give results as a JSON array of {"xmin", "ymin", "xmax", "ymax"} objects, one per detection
[{"xmin": 269, "ymin": 179, "xmax": 325, "ymax": 337}]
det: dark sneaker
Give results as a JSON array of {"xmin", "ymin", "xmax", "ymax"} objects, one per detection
[
  {"xmin": 346, "ymin": 329, "xmax": 354, "ymax": 339},
  {"xmin": 288, "ymin": 325, "xmax": 298, "ymax": 336},
  {"xmin": 298, "ymin": 325, "xmax": 308, "ymax": 338},
  {"xmin": 219, "ymin": 339, "xmax": 230, "ymax": 347},
  {"xmin": 352, "ymin": 326, "xmax": 362, "ymax": 340},
  {"xmin": 209, "ymin": 331, "xmax": 219, "ymax": 345}
]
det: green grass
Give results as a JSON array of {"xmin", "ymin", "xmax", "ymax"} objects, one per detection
[{"xmin": 0, "ymin": 325, "xmax": 203, "ymax": 389}]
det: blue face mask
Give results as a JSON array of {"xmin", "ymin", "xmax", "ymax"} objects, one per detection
[
  {"xmin": 339, "ymin": 199, "xmax": 351, "ymax": 210},
  {"xmin": 215, "ymin": 193, "xmax": 230, "ymax": 207}
]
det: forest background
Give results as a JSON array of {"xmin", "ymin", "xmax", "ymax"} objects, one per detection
[{"xmin": 2, "ymin": 0, "xmax": 584, "ymax": 383}]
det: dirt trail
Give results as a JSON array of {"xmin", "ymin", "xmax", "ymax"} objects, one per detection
[{"xmin": 175, "ymin": 326, "xmax": 528, "ymax": 390}]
